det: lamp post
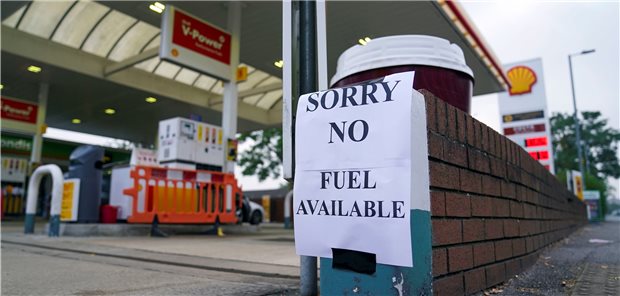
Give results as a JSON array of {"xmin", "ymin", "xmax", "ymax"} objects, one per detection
[{"xmin": 568, "ymin": 49, "xmax": 595, "ymax": 187}]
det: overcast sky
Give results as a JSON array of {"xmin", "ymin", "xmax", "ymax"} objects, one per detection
[
  {"xmin": 238, "ymin": 1, "xmax": 620, "ymax": 195},
  {"xmin": 462, "ymin": 1, "xmax": 620, "ymax": 199}
]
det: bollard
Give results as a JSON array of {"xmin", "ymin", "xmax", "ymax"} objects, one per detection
[
  {"xmin": 24, "ymin": 164, "xmax": 64, "ymax": 236},
  {"xmin": 284, "ymin": 190, "xmax": 293, "ymax": 229}
]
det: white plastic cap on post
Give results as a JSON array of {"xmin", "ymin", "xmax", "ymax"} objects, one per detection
[{"xmin": 330, "ymin": 35, "xmax": 474, "ymax": 87}]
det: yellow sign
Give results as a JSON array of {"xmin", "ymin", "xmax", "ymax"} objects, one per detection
[
  {"xmin": 227, "ymin": 139, "xmax": 238, "ymax": 161},
  {"xmin": 574, "ymin": 175, "xmax": 584, "ymax": 201},
  {"xmin": 262, "ymin": 195, "xmax": 270, "ymax": 222},
  {"xmin": 61, "ymin": 179, "xmax": 80, "ymax": 221},
  {"xmin": 507, "ymin": 65, "xmax": 537, "ymax": 95},
  {"xmin": 236, "ymin": 66, "xmax": 248, "ymax": 82}
]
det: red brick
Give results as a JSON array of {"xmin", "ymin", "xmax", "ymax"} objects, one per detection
[
  {"xmin": 428, "ymin": 132, "xmax": 444, "ymax": 159},
  {"xmin": 493, "ymin": 198, "xmax": 510, "ymax": 217},
  {"xmin": 445, "ymin": 193, "xmax": 471, "ymax": 217},
  {"xmin": 488, "ymin": 128, "xmax": 497, "ymax": 156},
  {"xmin": 448, "ymin": 245, "xmax": 473, "ymax": 272},
  {"xmin": 446, "ymin": 104, "xmax": 458, "ymax": 139},
  {"xmin": 495, "ymin": 239, "xmax": 513, "ymax": 260},
  {"xmin": 501, "ymin": 181, "xmax": 516, "ymax": 199},
  {"xmin": 468, "ymin": 148, "xmax": 490, "ymax": 173},
  {"xmin": 431, "ymin": 191, "xmax": 446, "ymax": 217},
  {"xmin": 457, "ymin": 110, "xmax": 467, "ymax": 143},
  {"xmin": 460, "ymin": 169, "xmax": 482, "ymax": 194},
  {"xmin": 494, "ymin": 133, "xmax": 502, "ymax": 158},
  {"xmin": 432, "ymin": 219, "xmax": 462, "ymax": 246},
  {"xmin": 473, "ymin": 120, "xmax": 482, "ymax": 149},
  {"xmin": 500, "ymin": 137, "xmax": 508, "ymax": 161},
  {"xmin": 503, "ymin": 219, "xmax": 520, "ymax": 238},
  {"xmin": 505, "ymin": 259, "xmax": 522, "ymax": 278},
  {"xmin": 525, "ymin": 237, "xmax": 535, "ymax": 253},
  {"xmin": 481, "ymin": 175, "xmax": 501, "ymax": 197},
  {"xmin": 471, "ymin": 196, "xmax": 493, "ymax": 217},
  {"xmin": 489, "ymin": 157, "xmax": 506, "ymax": 178},
  {"xmin": 436, "ymin": 98, "xmax": 447, "ymax": 136},
  {"xmin": 424, "ymin": 91, "xmax": 437, "ymax": 131},
  {"xmin": 444, "ymin": 139, "xmax": 468, "ymax": 167},
  {"xmin": 512, "ymin": 238, "xmax": 526, "ymax": 256},
  {"xmin": 463, "ymin": 219, "xmax": 485, "ymax": 242},
  {"xmin": 510, "ymin": 201, "xmax": 524, "ymax": 218},
  {"xmin": 430, "ymin": 161, "xmax": 460, "ymax": 190},
  {"xmin": 473, "ymin": 242, "xmax": 495, "ymax": 266},
  {"xmin": 485, "ymin": 219, "xmax": 503, "ymax": 239},
  {"xmin": 485, "ymin": 263, "xmax": 506, "ymax": 287},
  {"xmin": 507, "ymin": 165, "xmax": 521, "ymax": 183},
  {"xmin": 481, "ymin": 123, "xmax": 489, "ymax": 151},
  {"xmin": 433, "ymin": 248, "xmax": 448, "ymax": 276},
  {"xmin": 464, "ymin": 268, "xmax": 486, "ymax": 294},
  {"xmin": 433, "ymin": 274, "xmax": 464, "ymax": 296},
  {"xmin": 466, "ymin": 115, "xmax": 475, "ymax": 146}
]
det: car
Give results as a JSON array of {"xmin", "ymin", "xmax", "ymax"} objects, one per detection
[{"xmin": 240, "ymin": 196, "xmax": 265, "ymax": 225}]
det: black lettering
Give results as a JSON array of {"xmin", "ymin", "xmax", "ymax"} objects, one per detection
[
  {"xmin": 350, "ymin": 201, "xmax": 362, "ymax": 217},
  {"xmin": 341, "ymin": 87, "xmax": 359, "ymax": 108},
  {"xmin": 377, "ymin": 201, "xmax": 389, "ymax": 218},
  {"xmin": 364, "ymin": 200, "xmax": 376, "ymax": 217},
  {"xmin": 318, "ymin": 201, "xmax": 330, "ymax": 215},
  {"xmin": 361, "ymin": 83, "xmax": 379, "ymax": 105},
  {"xmin": 337, "ymin": 200, "xmax": 349, "ymax": 216},
  {"xmin": 392, "ymin": 201, "xmax": 405, "ymax": 218},
  {"xmin": 296, "ymin": 201, "xmax": 308, "ymax": 215},
  {"xmin": 348, "ymin": 120, "xmax": 369, "ymax": 142},
  {"xmin": 363, "ymin": 170, "xmax": 377, "ymax": 189},
  {"xmin": 334, "ymin": 171, "xmax": 345, "ymax": 189},
  {"xmin": 306, "ymin": 93, "xmax": 319, "ymax": 112},
  {"xmin": 380, "ymin": 80, "xmax": 401, "ymax": 102},
  {"xmin": 306, "ymin": 200, "xmax": 319, "ymax": 214},
  {"xmin": 320, "ymin": 171, "xmax": 331, "ymax": 189},
  {"xmin": 320, "ymin": 89, "xmax": 339, "ymax": 110},
  {"xmin": 348, "ymin": 170, "xmax": 361, "ymax": 189},
  {"xmin": 328, "ymin": 121, "xmax": 347, "ymax": 144}
]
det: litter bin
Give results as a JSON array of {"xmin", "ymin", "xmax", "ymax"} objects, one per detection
[
  {"xmin": 100, "ymin": 205, "xmax": 118, "ymax": 224},
  {"xmin": 67, "ymin": 145, "xmax": 104, "ymax": 223}
]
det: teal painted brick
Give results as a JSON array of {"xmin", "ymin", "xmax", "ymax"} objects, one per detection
[{"xmin": 320, "ymin": 210, "xmax": 432, "ymax": 295}]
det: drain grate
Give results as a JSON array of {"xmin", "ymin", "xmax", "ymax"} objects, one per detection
[{"xmin": 572, "ymin": 263, "xmax": 620, "ymax": 296}]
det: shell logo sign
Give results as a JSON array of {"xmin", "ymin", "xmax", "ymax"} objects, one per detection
[{"xmin": 507, "ymin": 66, "xmax": 537, "ymax": 95}]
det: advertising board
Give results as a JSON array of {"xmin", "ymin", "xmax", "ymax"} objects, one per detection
[
  {"xmin": 1, "ymin": 96, "xmax": 38, "ymax": 135},
  {"xmin": 498, "ymin": 59, "xmax": 555, "ymax": 173},
  {"xmin": 160, "ymin": 6, "xmax": 232, "ymax": 81}
]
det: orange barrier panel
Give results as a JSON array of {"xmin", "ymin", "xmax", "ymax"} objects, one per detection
[{"xmin": 123, "ymin": 166, "xmax": 242, "ymax": 224}]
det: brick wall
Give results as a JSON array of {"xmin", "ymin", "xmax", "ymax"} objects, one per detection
[{"xmin": 421, "ymin": 90, "xmax": 588, "ymax": 296}]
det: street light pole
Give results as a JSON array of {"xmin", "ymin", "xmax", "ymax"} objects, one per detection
[{"xmin": 568, "ymin": 49, "xmax": 595, "ymax": 187}]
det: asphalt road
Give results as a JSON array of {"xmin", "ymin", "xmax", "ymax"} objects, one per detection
[
  {"xmin": 1, "ymin": 242, "xmax": 299, "ymax": 296},
  {"xmin": 480, "ymin": 220, "xmax": 620, "ymax": 296}
]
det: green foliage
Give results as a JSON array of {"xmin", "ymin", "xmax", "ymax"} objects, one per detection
[
  {"xmin": 551, "ymin": 111, "xmax": 620, "ymax": 215},
  {"xmin": 237, "ymin": 128, "xmax": 283, "ymax": 182},
  {"xmin": 551, "ymin": 111, "xmax": 620, "ymax": 179}
]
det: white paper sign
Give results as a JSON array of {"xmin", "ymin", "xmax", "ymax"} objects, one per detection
[{"xmin": 294, "ymin": 71, "xmax": 415, "ymax": 267}]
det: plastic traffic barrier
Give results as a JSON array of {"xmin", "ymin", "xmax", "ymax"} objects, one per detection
[{"xmin": 123, "ymin": 166, "xmax": 242, "ymax": 224}]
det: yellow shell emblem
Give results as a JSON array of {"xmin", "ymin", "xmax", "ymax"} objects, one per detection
[{"xmin": 507, "ymin": 66, "xmax": 537, "ymax": 95}]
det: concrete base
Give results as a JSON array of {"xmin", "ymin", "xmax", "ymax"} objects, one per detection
[{"xmin": 43, "ymin": 223, "xmax": 261, "ymax": 237}]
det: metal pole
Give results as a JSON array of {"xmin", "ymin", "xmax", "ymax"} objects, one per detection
[
  {"xmin": 299, "ymin": 1, "xmax": 318, "ymax": 295},
  {"xmin": 31, "ymin": 83, "xmax": 49, "ymax": 165},
  {"xmin": 569, "ymin": 54, "xmax": 585, "ymax": 189}
]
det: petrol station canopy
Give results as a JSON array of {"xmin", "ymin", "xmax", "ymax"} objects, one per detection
[{"xmin": 1, "ymin": 1, "xmax": 508, "ymax": 145}]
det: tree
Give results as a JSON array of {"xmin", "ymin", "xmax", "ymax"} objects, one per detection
[
  {"xmin": 551, "ymin": 111, "xmax": 620, "ymax": 215},
  {"xmin": 237, "ymin": 128, "xmax": 283, "ymax": 181}
]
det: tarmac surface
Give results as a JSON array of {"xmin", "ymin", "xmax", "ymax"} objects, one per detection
[
  {"xmin": 477, "ymin": 218, "xmax": 620, "ymax": 296},
  {"xmin": 2, "ymin": 218, "xmax": 619, "ymax": 295}
]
